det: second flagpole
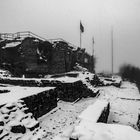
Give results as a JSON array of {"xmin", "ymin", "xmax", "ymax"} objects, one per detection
[
  {"xmin": 80, "ymin": 29, "xmax": 82, "ymax": 48},
  {"xmin": 80, "ymin": 21, "xmax": 82, "ymax": 48},
  {"xmin": 80, "ymin": 21, "xmax": 84, "ymax": 48}
]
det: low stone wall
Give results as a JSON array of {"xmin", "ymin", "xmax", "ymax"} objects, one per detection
[
  {"xmin": 0, "ymin": 77, "xmax": 98, "ymax": 102},
  {"xmin": 21, "ymin": 88, "xmax": 57, "ymax": 118},
  {"xmin": 78, "ymin": 100, "xmax": 110, "ymax": 123},
  {"xmin": 0, "ymin": 77, "xmax": 62, "ymax": 87},
  {"xmin": 97, "ymin": 76, "xmax": 122, "ymax": 87},
  {"xmin": 97, "ymin": 102, "xmax": 110, "ymax": 123},
  {"xmin": 57, "ymin": 80, "xmax": 96, "ymax": 102}
]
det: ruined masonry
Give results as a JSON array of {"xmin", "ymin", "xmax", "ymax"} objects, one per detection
[{"xmin": 0, "ymin": 31, "xmax": 95, "ymax": 77}]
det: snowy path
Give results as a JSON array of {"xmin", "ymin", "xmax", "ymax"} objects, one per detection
[
  {"xmin": 98, "ymin": 82, "xmax": 140, "ymax": 129},
  {"xmin": 39, "ymin": 98, "xmax": 97, "ymax": 139}
]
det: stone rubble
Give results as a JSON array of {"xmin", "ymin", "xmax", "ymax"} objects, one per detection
[{"xmin": 0, "ymin": 100, "xmax": 47, "ymax": 140}]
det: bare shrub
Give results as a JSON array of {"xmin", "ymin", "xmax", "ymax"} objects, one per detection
[{"xmin": 119, "ymin": 64, "xmax": 140, "ymax": 91}]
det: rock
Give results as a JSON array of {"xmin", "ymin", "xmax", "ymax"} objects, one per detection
[
  {"xmin": 0, "ymin": 121, "xmax": 4, "ymax": 126},
  {"xmin": 70, "ymin": 137, "xmax": 78, "ymax": 140},
  {"xmin": 22, "ymin": 118, "xmax": 39, "ymax": 131},
  {"xmin": 11, "ymin": 124, "xmax": 26, "ymax": 134},
  {"xmin": 0, "ymin": 126, "xmax": 3, "ymax": 134},
  {"xmin": 5, "ymin": 103, "xmax": 16, "ymax": 110},
  {"xmin": 0, "ymin": 131, "xmax": 9, "ymax": 139},
  {"xmin": 1, "ymin": 107, "xmax": 10, "ymax": 114}
]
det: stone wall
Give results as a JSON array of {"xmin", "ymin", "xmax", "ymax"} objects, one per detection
[
  {"xmin": 0, "ymin": 37, "xmax": 95, "ymax": 77},
  {"xmin": 78, "ymin": 100, "xmax": 110, "ymax": 123},
  {"xmin": 0, "ymin": 85, "xmax": 57, "ymax": 119},
  {"xmin": 57, "ymin": 80, "xmax": 95, "ymax": 102},
  {"xmin": 0, "ymin": 77, "xmax": 98, "ymax": 102},
  {"xmin": 21, "ymin": 88, "xmax": 57, "ymax": 118},
  {"xmin": 0, "ymin": 77, "xmax": 61, "ymax": 87}
]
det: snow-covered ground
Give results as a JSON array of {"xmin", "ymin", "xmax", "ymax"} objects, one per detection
[
  {"xmin": 0, "ymin": 70, "xmax": 140, "ymax": 139},
  {"xmin": 57, "ymin": 122, "xmax": 140, "ymax": 140},
  {"xmin": 39, "ymin": 81, "xmax": 140, "ymax": 139},
  {"xmin": 39, "ymin": 98, "xmax": 97, "ymax": 140},
  {"xmin": 98, "ymin": 82, "xmax": 140, "ymax": 129}
]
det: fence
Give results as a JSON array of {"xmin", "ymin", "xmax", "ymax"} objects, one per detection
[
  {"xmin": 0, "ymin": 31, "xmax": 78, "ymax": 49},
  {"xmin": 0, "ymin": 31, "xmax": 47, "ymax": 41}
]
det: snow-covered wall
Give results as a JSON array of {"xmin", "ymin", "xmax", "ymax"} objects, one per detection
[
  {"xmin": 0, "ymin": 76, "xmax": 98, "ymax": 102},
  {"xmin": 78, "ymin": 100, "xmax": 110, "ymax": 123}
]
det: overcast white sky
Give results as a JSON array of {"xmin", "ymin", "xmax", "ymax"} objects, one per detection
[{"xmin": 0, "ymin": 0, "xmax": 140, "ymax": 73}]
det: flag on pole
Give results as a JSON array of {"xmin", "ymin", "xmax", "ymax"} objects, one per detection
[{"xmin": 80, "ymin": 21, "xmax": 84, "ymax": 33}]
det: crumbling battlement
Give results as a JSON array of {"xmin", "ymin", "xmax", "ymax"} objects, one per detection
[{"xmin": 0, "ymin": 32, "xmax": 95, "ymax": 77}]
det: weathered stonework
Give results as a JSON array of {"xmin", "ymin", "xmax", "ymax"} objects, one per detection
[
  {"xmin": 0, "ymin": 35, "xmax": 95, "ymax": 77},
  {"xmin": 21, "ymin": 88, "xmax": 57, "ymax": 118},
  {"xmin": 0, "ymin": 100, "xmax": 47, "ymax": 139},
  {"xmin": 0, "ymin": 76, "xmax": 98, "ymax": 102}
]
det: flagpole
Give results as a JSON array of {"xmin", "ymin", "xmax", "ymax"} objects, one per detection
[
  {"xmin": 92, "ymin": 37, "xmax": 95, "ymax": 72},
  {"xmin": 80, "ymin": 30, "xmax": 81, "ymax": 48},
  {"xmin": 80, "ymin": 21, "xmax": 84, "ymax": 48},
  {"xmin": 111, "ymin": 26, "xmax": 114, "ymax": 75},
  {"xmin": 80, "ymin": 23, "xmax": 82, "ymax": 48}
]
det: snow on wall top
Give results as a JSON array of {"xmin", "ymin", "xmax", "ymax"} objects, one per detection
[
  {"xmin": 0, "ymin": 86, "xmax": 55, "ymax": 106},
  {"xmin": 49, "ymin": 76, "xmax": 81, "ymax": 83},
  {"xmin": 0, "ymin": 76, "xmax": 81, "ymax": 84},
  {"xmin": 78, "ymin": 100, "xmax": 109, "ymax": 122}
]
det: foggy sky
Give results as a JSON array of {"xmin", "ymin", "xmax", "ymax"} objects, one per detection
[{"xmin": 0, "ymin": 0, "xmax": 140, "ymax": 73}]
